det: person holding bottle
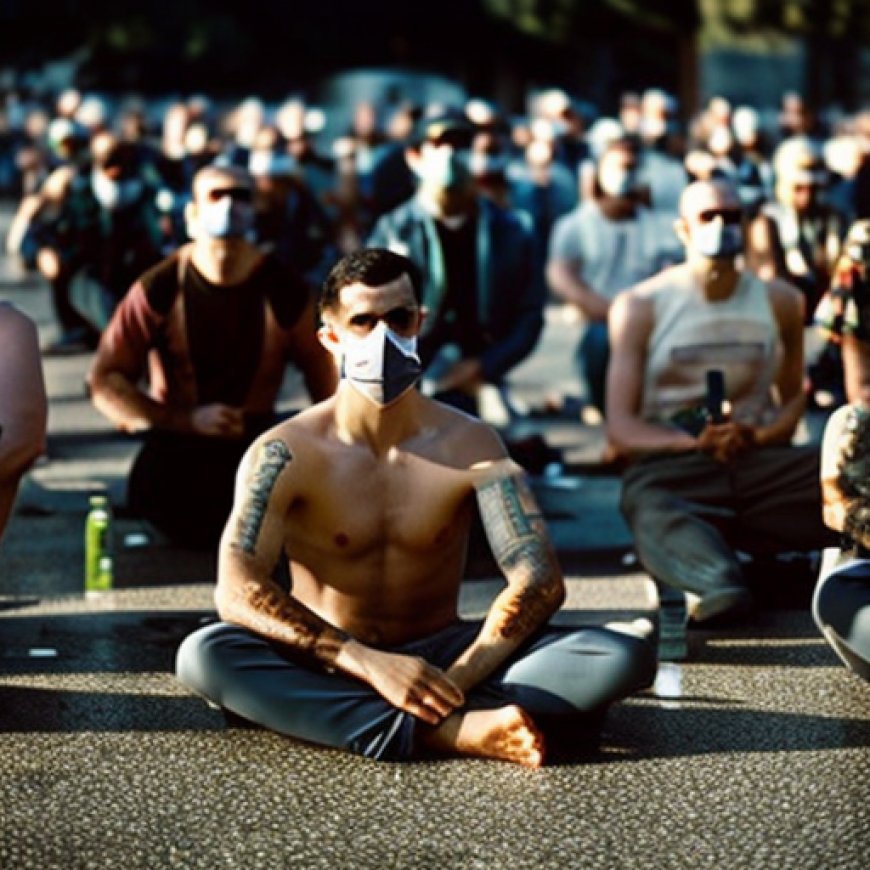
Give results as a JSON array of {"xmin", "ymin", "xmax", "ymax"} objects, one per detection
[{"xmin": 606, "ymin": 178, "xmax": 836, "ymax": 627}]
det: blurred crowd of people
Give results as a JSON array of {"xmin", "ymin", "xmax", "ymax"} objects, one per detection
[
  {"xmin": 2, "ymin": 85, "xmax": 869, "ymax": 385},
  {"xmin": 1, "ymin": 81, "xmax": 869, "ymax": 680}
]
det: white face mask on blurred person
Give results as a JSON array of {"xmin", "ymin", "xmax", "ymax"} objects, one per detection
[
  {"xmin": 340, "ymin": 320, "xmax": 422, "ymax": 406},
  {"xmin": 195, "ymin": 197, "xmax": 254, "ymax": 240},
  {"xmin": 249, "ymin": 149, "xmax": 297, "ymax": 178},
  {"xmin": 415, "ymin": 146, "xmax": 470, "ymax": 191},
  {"xmin": 469, "ymin": 151, "xmax": 508, "ymax": 178},
  {"xmin": 692, "ymin": 220, "xmax": 743, "ymax": 260},
  {"xmin": 91, "ymin": 172, "xmax": 143, "ymax": 210},
  {"xmin": 598, "ymin": 167, "xmax": 636, "ymax": 198}
]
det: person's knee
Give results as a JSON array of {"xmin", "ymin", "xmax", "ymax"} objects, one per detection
[
  {"xmin": 599, "ymin": 631, "xmax": 657, "ymax": 693},
  {"xmin": 175, "ymin": 622, "xmax": 228, "ymax": 694}
]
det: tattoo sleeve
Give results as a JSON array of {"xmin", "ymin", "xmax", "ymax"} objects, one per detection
[
  {"xmin": 231, "ymin": 439, "xmax": 292, "ymax": 556},
  {"xmin": 224, "ymin": 439, "xmax": 349, "ymax": 667},
  {"xmin": 241, "ymin": 580, "xmax": 349, "ymax": 668},
  {"xmin": 476, "ymin": 472, "xmax": 563, "ymax": 639}
]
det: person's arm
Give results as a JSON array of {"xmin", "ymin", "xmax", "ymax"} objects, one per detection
[
  {"xmin": 841, "ymin": 335, "xmax": 870, "ymax": 406},
  {"xmin": 87, "ymin": 282, "xmax": 244, "ymax": 437},
  {"xmin": 87, "ymin": 283, "xmax": 186, "ymax": 432},
  {"xmin": 605, "ymin": 290, "xmax": 698, "ymax": 457},
  {"xmin": 444, "ymin": 457, "xmax": 565, "ymax": 692},
  {"xmin": 0, "ymin": 308, "xmax": 47, "ymax": 540},
  {"xmin": 753, "ymin": 278, "xmax": 807, "ymax": 447},
  {"xmin": 819, "ymin": 404, "xmax": 852, "ymax": 534},
  {"xmin": 216, "ymin": 435, "xmax": 464, "ymax": 725},
  {"xmin": 546, "ymin": 259, "xmax": 611, "ymax": 322},
  {"xmin": 285, "ymin": 295, "xmax": 338, "ymax": 402},
  {"xmin": 745, "ymin": 213, "xmax": 779, "ymax": 281}
]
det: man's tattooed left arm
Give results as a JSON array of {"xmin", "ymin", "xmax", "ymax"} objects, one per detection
[
  {"xmin": 445, "ymin": 465, "xmax": 565, "ymax": 690},
  {"xmin": 475, "ymin": 471, "xmax": 565, "ymax": 639}
]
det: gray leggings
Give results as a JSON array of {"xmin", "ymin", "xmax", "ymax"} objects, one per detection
[
  {"xmin": 813, "ymin": 558, "xmax": 870, "ymax": 681},
  {"xmin": 176, "ymin": 620, "xmax": 656, "ymax": 761}
]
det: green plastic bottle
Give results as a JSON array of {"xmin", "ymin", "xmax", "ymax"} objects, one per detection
[{"xmin": 84, "ymin": 494, "xmax": 113, "ymax": 592}]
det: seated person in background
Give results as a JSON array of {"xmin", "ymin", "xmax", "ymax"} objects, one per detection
[
  {"xmin": 747, "ymin": 135, "xmax": 847, "ymax": 320},
  {"xmin": 815, "ymin": 404, "xmax": 870, "ymax": 680},
  {"xmin": 815, "ymin": 219, "xmax": 870, "ymax": 405},
  {"xmin": 49, "ymin": 136, "xmax": 164, "ymax": 338},
  {"xmin": 87, "ymin": 165, "xmax": 337, "ymax": 548},
  {"xmin": 607, "ymin": 179, "xmax": 835, "ymax": 625},
  {"xmin": 0, "ymin": 305, "xmax": 47, "ymax": 544},
  {"xmin": 367, "ymin": 111, "xmax": 543, "ymax": 420},
  {"xmin": 546, "ymin": 136, "xmax": 668, "ymax": 415},
  {"xmin": 176, "ymin": 248, "xmax": 656, "ymax": 766},
  {"xmin": 813, "ymin": 218, "xmax": 870, "ymax": 680}
]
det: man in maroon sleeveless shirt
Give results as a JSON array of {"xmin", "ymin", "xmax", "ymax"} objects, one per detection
[{"xmin": 88, "ymin": 166, "xmax": 337, "ymax": 547}]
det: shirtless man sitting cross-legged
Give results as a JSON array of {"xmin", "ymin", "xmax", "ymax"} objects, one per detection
[{"xmin": 176, "ymin": 247, "xmax": 656, "ymax": 766}]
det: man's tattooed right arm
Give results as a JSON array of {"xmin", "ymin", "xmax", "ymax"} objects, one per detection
[
  {"xmin": 231, "ymin": 439, "xmax": 292, "ymax": 556},
  {"xmin": 218, "ymin": 437, "xmax": 348, "ymax": 668}
]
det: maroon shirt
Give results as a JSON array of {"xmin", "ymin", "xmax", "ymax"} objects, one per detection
[{"xmin": 98, "ymin": 244, "xmax": 312, "ymax": 417}]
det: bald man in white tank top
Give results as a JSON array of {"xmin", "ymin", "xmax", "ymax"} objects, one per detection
[{"xmin": 607, "ymin": 179, "xmax": 836, "ymax": 625}]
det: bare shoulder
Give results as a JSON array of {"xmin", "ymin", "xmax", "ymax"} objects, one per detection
[
  {"xmin": 423, "ymin": 399, "xmax": 510, "ymax": 471},
  {"xmin": 764, "ymin": 276, "xmax": 805, "ymax": 324},
  {"xmin": 610, "ymin": 271, "xmax": 663, "ymax": 343},
  {"xmin": 238, "ymin": 401, "xmax": 335, "ymax": 487}
]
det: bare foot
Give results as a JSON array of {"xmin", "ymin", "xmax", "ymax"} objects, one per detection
[{"xmin": 424, "ymin": 705, "xmax": 546, "ymax": 768}]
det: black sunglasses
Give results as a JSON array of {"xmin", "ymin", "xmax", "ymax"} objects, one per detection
[
  {"xmin": 349, "ymin": 306, "xmax": 418, "ymax": 332},
  {"xmin": 697, "ymin": 208, "xmax": 743, "ymax": 225},
  {"xmin": 426, "ymin": 131, "xmax": 472, "ymax": 150},
  {"xmin": 204, "ymin": 186, "xmax": 253, "ymax": 204}
]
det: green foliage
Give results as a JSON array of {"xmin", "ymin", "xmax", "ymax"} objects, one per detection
[
  {"xmin": 480, "ymin": 0, "xmax": 699, "ymax": 42},
  {"xmin": 707, "ymin": 0, "xmax": 870, "ymax": 42}
]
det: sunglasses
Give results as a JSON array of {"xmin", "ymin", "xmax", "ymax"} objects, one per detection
[
  {"xmin": 426, "ymin": 131, "xmax": 471, "ymax": 150},
  {"xmin": 697, "ymin": 208, "xmax": 743, "ymax": 225},
  {"xmin": 203, "ymin": 186, "xmax": 253, "ymax": 204},
  {"xmin": 348, "ymin": 306, "xmax": 418, "ymax": 332}
]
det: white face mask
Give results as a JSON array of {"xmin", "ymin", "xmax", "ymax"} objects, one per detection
[
  {"xmin": 469, "ymin": 151, "xmax": 508, "ymax": 177},
  {"xmin": 598, "ymin": 167, "xmax": 635, "ymax": 198},
  {"xmin": 340, "ymin": 320, "xmax": 422, "ymax": 406},
  {"xmin": 249, "ymin": 149, "xmax": 297, "ymax": 178},
  {"xmin": 692, "ymin": 221, "xmax": 744, "ymax": 259},
  {"xmin": 92, "ymin": 172, "xmax": 143, "ymax": 210},
  {"xmin": 195, "ymin": 197, "xmax": 254, "ymax": 240},
  {"xmin": 415, "ymin": 146, "xmax": 470, "ymax": 191}
]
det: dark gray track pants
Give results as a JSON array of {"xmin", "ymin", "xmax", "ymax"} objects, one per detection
[
  {"xmin": 620, "ymin": 445, "xmax": 835, "ymax": 599},
  {"xmin": 176, "ymin": 619, "xmax": 656, "ymax": 761}
]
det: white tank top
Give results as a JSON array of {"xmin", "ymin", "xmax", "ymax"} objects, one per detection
[{"xmin": 641, "ymin": 267, "xmax": 781, "ymax": 428}]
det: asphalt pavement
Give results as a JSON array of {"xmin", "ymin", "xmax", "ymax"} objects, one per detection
[{"xmin": 0, "ymin": 204, "xmax": 867, "ymax": 870}]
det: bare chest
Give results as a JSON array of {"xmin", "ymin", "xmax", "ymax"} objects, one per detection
[{"xmin": 289, "ymin": 449, "xmax": 474, "ymax": 558}]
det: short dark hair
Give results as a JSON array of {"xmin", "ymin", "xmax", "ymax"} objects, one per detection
[{"xmin": 320, "ymin": 248, "xmax": 423, "ymax": 315}]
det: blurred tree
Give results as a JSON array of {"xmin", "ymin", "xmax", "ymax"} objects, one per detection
[
  {"xmin": 704, "ymin": 0, "xmax": 870, "ymax": 109},
  {"xmin": 481, "ymin": 0, "xmax": 701, "ymax": 112}
]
